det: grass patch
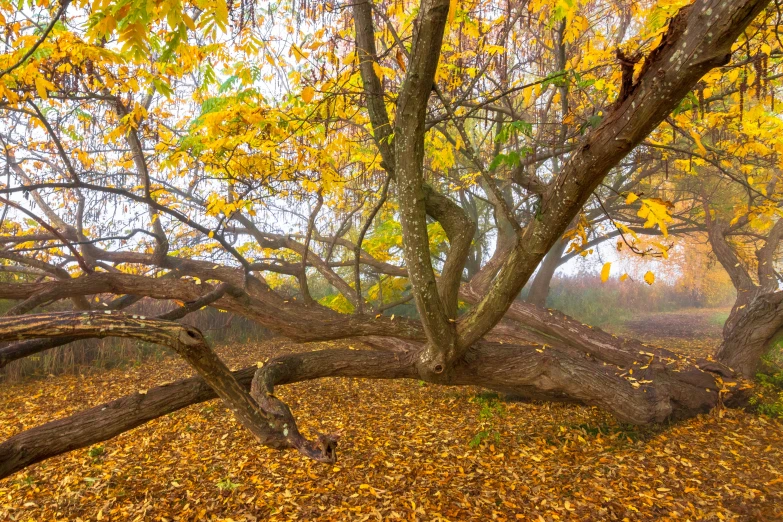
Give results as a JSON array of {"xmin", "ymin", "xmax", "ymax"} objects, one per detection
[
  {"xmin": 751, "ymin": 346, "xmax": 783, "ymax": 418},
  {"xmin": 709, "ymin": 310, "xmax": 730, "ymax": 327}
]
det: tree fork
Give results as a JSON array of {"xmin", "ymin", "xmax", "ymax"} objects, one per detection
[
  {"xmin": 0, "ymin": 346, "xmax": 417, "ymax": 480},
  {"xmin": 0, "ymin": 313, "xmax": 338, "ymax": 466}
]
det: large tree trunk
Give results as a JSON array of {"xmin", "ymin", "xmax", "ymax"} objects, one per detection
[
  {"xmin": 0, "ymin": 307, "xmax": 743, "ymax": 480},
  {"xmin": 717, "ymin": 291, "xmax": 783, "ymax": 377}
]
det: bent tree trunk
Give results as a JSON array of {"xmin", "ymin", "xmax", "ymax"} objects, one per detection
[
  {"xmin": 0, "ymin": 312, "xmax": 340, "ymax": 479},
  {"xmin": 0, "ymin": 308, "xmax": 742, "ymax": 480},
  {"xmin": 702, "ymin": 200, "xmax": 783, "ymax": 378},
  {"xmin": 717, "ymin": 291, "xmax": 783, "ymax": 377}
]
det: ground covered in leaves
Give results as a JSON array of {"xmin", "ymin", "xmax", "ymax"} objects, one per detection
[{"xmin": 1, "ymin": 309, "xmax": 782, "ymax": 521}]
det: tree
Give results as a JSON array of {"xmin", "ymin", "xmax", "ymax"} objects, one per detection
[
  {"xmin": 705, "ymin": 189, "xmax": 783, "ymax": 377},
  {"xmin": 629, "ymin": 47, "xmax": 783, "ymax": 377},
  {"xmin": 0, "ymin": 0, "xmax": 773, "ymax": 479}
]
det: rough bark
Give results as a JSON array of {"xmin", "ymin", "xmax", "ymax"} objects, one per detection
[
  {"xmin": 392, "ymin": 0, "xmax": 458, "ymax": 371},
  {"xmin": 0, "ymin": 313, "xmax": 339, "ymax": 476},
  {"xmin": 703, "ymin": 202, "xmax": 783, "ymax": 377},
  {"xmin": 457, "ymin": 0, "xmax": 770, "ymax": 350},
  {"xmin": 0, "ymin": 273, "xmax": 425, "ymax": 343},
  {"xmin": 717, "ymin": 291, "xmax": 783, "ymax": 377},
  {"xmin": 0, "ymin": 346, "xmax": 416, "ymax": 480},
  {"xmin": 0, "ymin": 321, "xmax": 741, "ymax": 480}
]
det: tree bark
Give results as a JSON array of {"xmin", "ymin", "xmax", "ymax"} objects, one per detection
[
  {"xmin": 0, "ymin": 313, "xmax": 340, "ymax": 473},
  {"xmin": 717, "ymin": 291, "xmax": 783, "ymax": 377},
  {"xmin": 0, "ymin": 347, "xmax": 416, "ymax": 480},
  {"xmin": 702, "ymin": 201, "xmax": 783, "ymax": 378},
  {"xmin": 457, "ymin": 0, "xmax": 769, "ymax": 350},
  {"xmin": 0, "ymin": 306, "xmax": 745, "ymax": 480}
]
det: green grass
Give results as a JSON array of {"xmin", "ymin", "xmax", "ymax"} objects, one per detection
[
  {"xmin": 709, "ymin": 310, "xmax": 730, "ymax": 327},
  {"xmin": 751, "ymin": 345, "xmax": 783, "ymax": 418}
]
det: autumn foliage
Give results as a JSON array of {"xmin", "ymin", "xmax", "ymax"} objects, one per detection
[{"xmin": 0, "ymin": 0, "xmax": 781, "ymax": 502}]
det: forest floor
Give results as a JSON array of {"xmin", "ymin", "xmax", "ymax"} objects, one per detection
[{"xmin": 1, "ymin": 309, "xmax": 782, "ymax": 521}]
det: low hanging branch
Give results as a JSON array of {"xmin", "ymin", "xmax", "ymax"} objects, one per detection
[
  {"xmin": 0, "ymin": 304, "xmax": 747, "ymax": 480},
  {"xmin": 0, "ymin": 312, "xmax": 338, "ymax": 470},
  {"xmin": 0, "ymin": 282, "xmax": 233, "ymax": 369},
  {"xmin": 0, "ymin": 344, "xmax": 417, "ymax": 480}
]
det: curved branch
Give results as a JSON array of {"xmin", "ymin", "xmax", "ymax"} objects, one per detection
[
  {"xmin": 457, "ymin": 0, "xmax": 770, "ymax": 349},
  {"xmin": 0, "ymin": 346, "xmax": 417, "ymax": 479}
]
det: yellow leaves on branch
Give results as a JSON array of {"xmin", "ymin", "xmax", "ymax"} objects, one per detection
[
  {"xmin": 689, "ymin": 130, "xmax": 708, "ymax": 156},
  {"xmin": 564, "ymin": 213, "xmax": 592, "ymax": 256},
  {"xmin": 637, "ymin": 198, "xmax": 673, "ymax": 238},
  {"xmin": 626, "ymin": 193, "xmax": 674, "ymax": 238},
  {"xmin": 34, "ymin": 76, "xmax": 55, "ymax": 100},
  {"xmin": 302, "ymin": 86, "xmax": 315, "ymax": 104}
]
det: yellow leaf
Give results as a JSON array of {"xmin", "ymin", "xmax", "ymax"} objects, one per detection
[
  {"xmin": 620, "ymin": 273, "xmax": 629, "ymax": 282},
  {"xmin": 637, "ymin": 198, "xmax": 673, "ymax": 238},
  {"xmin": 600, "ymin": 262, "xmax": 611, "ymax": 283},
  {"xmin": 650, "ymin": 241, "xmax": 669, "ymax": 259},
  {"xmin": 689, "ymin": 130, "xmax": 707, "ymax": 156},
  {"xmin": 625, "ymin": 192, "xmax": 639, "ymax": 204},
  {"xmin": 372, "ymin": 61, "xmax": 384, "ymax": 80},
  {"xmin": 522, "ymin": 87, "xmax": 533, "ymax": 107},
  {"xmin": 302, "ymin": 86, "xmax": 315, "ymax": 103},
  {"xmin": 447, "ymin": 0, "xmax": 457, "ymax": 24},
  {"xmin": 34, "ymin": 76, "xmax": 50, "ymax": 100},
  {"xmin": 615, "ymin": 221, "xmax": 638, "ymax": 240},
  {"xmin": 182, "ymin": 12, "xmax": 196, "ymax": 31},
  {"xmin": 644, "ymin": 271, "xmax": 655, "ymax": 285}
]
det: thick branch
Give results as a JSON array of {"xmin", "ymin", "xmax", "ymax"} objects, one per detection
[
  {"xmin": 457, "ymin": 0, "xmax": 770, "ymax": 349},
  {"xmin": 392, "ymin": 0, "xmax": 455, "ymax": 371},
  {"xmin": 0, "ymin": 346, "xmax": 416, "ymax": 479}
]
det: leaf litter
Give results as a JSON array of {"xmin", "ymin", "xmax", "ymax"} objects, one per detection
[{"xmin": 1, "ymin": 337, "xmax": 781, "ymax": 521}]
